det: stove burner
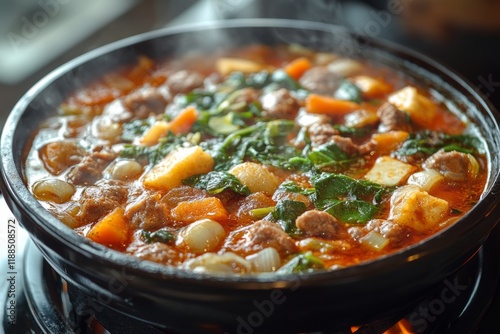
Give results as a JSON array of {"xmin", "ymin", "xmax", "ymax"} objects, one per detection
[{"xmin": 3, "ymin": 225, "xmax": 500, "ymax": 334}]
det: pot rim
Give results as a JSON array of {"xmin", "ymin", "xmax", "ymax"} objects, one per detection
[{"xmin": 2, "ymin": 18, "xmax": 500, "ymax": 287}]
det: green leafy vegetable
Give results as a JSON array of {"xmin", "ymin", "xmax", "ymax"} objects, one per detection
[
  {"xmin": 183, "ymin": 90, "xmax": 221, "ymax": 110},
  {"xmin": 277, "ymin": 252, "xmax": 325, "ymax": 274},
  {"xmin": 271, "ymin": 200, "xmax": 307, "ymax": 235},
  {"xmin": 120, "ymin": 132, "xmax": 189, "ymax": 165},
  {"xmin": 279, "ymin": 181, "xmax": 315, "ymax": 196},
  {"xmin": 308, "ymin": 142, "xmax": 359, "ymax": 171},
  {"xmin": 141, "ymin": 228, "xmax": 175, "ymax": 244},
  {"xmin": 250, "ymin": 206, "xmax": 275, "ymax": 219},
  {"xmin": 333, "ymin": 124, "xmax": 370, "ymax": 137},
  {"xmin": 334, "ymin": 80, "xmax": 362, "ymax": 103},
  {"xmin": 206, "ymin": 120, "xmax": 301, "ymax": 170},
  {"xmin": 323, "ymin": 200, "xmax": 378, "ymax": 224},
  {"xmin": 182, "ymin": 171, "xmax": 250, "ymax": 196},
  {"xmin": 396, "ymin": 131, "xmax": 482, "ymax": 157},
  {"xmin": 122, "ymin": 118, "xmax": 154, "ymax": 142},
  {"xmin": 311, "ymin": 173, "xmax": 389, "ymax": 224}
]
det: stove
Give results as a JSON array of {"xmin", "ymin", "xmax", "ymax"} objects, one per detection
[{"xmin": 1, "ymin": 193, "xmax": 500, "ymax": 334}]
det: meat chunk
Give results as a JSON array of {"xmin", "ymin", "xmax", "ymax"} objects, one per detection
[
  {"xmin": 295, "ymin": 210, "xmax": 341, "ymax": 239},
  {"xmin": 165, "ymin": 70, "xmax": 203, "ymax": 95},
  {"xmin": 365, "ymin": 219, "xmax": 406, "ymax": 241},
  {"xmin": 299, "ymin": 67, "xmax": 341, "ymax": 95},
  {"xmin": 129, "ymin": 242, "xmax": 179, "ymax": 265},
  {"xmin": 161, "ymin": 185, "xmax": 208, "ymax": 210},
  {"xmin": 39, "ymin": 141, "xmax": 85, "ymax": 175},
  {"xmin": 307, "ymin": 122, "xmax": 339, "ymax": 146},
  {"xmin": 349, "ymin": 219, "xmax": 408, "ymax": 247},
  {"xmin": 331, "ymin": 135, "xmax": 360, "ymax": 156},
  {"xmin": 260, "ymin": 88, "xmax": 300, "ymax": 120},
  {"xmin": 126, "ymin": 192, "xmax": 172, "ymax": 230},
  {"xmin": 423, "ymin": 150, "xmax": 476, "ymax": 181},
  {"xmin": 67, "ymin": 147, "xmax": 117, "ymax": 186},
  {"xmin": 78, "ymin": 180, "xmax": 128, "ymax": 223},
  {"xmin": 348, "ymin": 219, "xmax": 410, "ymax": 249},
  {"xmin": 377, "ymin": 102, "xmax": 412, "ymax": 133},
  {"xmin": 224, "ymin": 220, "xmax": 298, "ymax": 257},
  {"xmin": 123, "ymin": 86, "xmax": 169, "ymax": 119},
  {"xmin": 229, "ymin": 192, "xmax": 276, "ymax": 226}
]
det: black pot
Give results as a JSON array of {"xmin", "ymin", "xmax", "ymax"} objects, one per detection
[{"xmin": 2, "ymin": 19, "xmax": 500, "ymax": 333}]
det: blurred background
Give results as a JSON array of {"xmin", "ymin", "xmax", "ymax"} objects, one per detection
[{"xmin": 1, "ymin": 0, "xmax": 500, "ymax": 130}]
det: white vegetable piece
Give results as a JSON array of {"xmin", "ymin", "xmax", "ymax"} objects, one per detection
[
  {"xmin": 228, "ymin": 162, "xmax": 280, "ymax": 196},
  {"xmin": 389, "ymin": 185, "xmax": 449, "ymax": 232},
  {"xmin": 407, "ymin": 169, "xmax": 444, "ymax": 192},
  {"xmin": 32, "ymin": 178, "xmax": 75, "ymax": 204},
  {"xmin": 467, "ymin": 154, "xmax": 480, "ymax": 178},
  {"xmin": 143, "ymin": 146, "xmax": 214, "ymax": 190},
  {"xmin": 295, "ymin": 109, "xmax": 330, "ymax": 128},
  {"xmin": 104, "ymin": 159, "xmax": 143, "ymax": 181},
  {"xmin": 176, "ymin": 218, "xmax": 225, "ymax": 254},
  {"xmin": 327, "ymin": 58, "xmax": 363, "ymax": 76},
  {"xmin": 360, "ymin": 231, "xmax": 389, "ymax": 251},
  {"xmin": 364, "ymin": 156, "xmax": 417, "ymax": 186},
  {"xmin": 182, "ymin": 252, "xmax": 252, "ymax": 274},
  {"xmin": 246, "ymin": 248, "xmax": 281, "ymax": 272},
  {"xmin": 388, "ymin": 86, "xmax": 436, "ymax": 127},
  {"xmin": 93, "ymin": 116, "xmax": 122, "ymax": 141},
  {"xmin": 216, "ymin": 58, "xmax": 265, "ymax": 76},
  {"xmin": 344, "ymin": 109, "xmax": 378, "ymax": 128}
]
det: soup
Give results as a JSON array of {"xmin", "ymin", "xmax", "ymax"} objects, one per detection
[{"xmin": 25, "ymin": 45, "xmax": 487, "ymax": 274}]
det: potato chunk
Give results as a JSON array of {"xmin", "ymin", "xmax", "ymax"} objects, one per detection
[
  {"xmin": 216, "ymin": 58, "xmax": 265, "ymax": 76},
  {"xmin": 388, "ymin": 86, "xmax": 436, "ymax": 128},
  {"xmin": 364, "ymin": 156, "xmax": 416, "ymax": 186},
  {"xmin": 228, "ymin": 162, "xmax": 280, "ymax": 196},
  {"xmin": 389, "ymin": 185, "xmax": 449, "ymax": 232},
  {"xmin": 143, "ymin": 146, "xmax": 214, "ymax": 190}
]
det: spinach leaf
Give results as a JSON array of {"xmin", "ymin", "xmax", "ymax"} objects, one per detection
[
  {"xmin": 122, "ymin": 118, "xmax": 154, "ymax": 142},
  {"xmin": 226, "ymin": 69, "xmax": 305, "ymax": 93},
  {"xmin": 334, "ymin": 80, "xmax": 362, "ymax": 103},
  {"xmin": 311, "ymin": 173, "xmax": 388, "ymax": 223},
  {"xmin": 323, "ymin": 200, "xmax": 378, "ymax": 224},
  {"xmin": 271, "ymin": 200, "xmax": 307, "ymax": 235},
  {"xmin": 120, "ymin": 132, "xmax": 189, "ymax": 165},
  {"xmin": 277, "ymin": 252, "xmax": 325, "ymax": 274},
  {"xmin": 141, "ymin": 228, "xmax": 175, "ymax": 244},
  {"xmin": 333, "ymin": 124, "xmax": 370, "ymax": 137},
  {"xmin": 396, "ymin": 131, "xmax": 482, "ymax": 157},
  {"xmin": 307, "ymin": 142, "xmax": 359, "ymax": 171},
  {"xmin": 270, "ymin": 69, "xmax": 303, "ymax": 91},
  {"xmin": 210, "ymin": 120, "xmax": 301, "ymax": 170},
  {"xmin": 312, "ymin": 173, "xmax": 386, "ymax": 205},
  {"xmin": 182, "ymin": 171, "xmax": 250, "ymax": 196},
  {"xmin": 279, "ymin": 181, "xmax": 315, "ymax": 196}
]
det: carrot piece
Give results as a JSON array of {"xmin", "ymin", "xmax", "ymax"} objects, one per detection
[
  {"xmin": 169, "ymin": 105, "xmax": 198, "ymax": 135},
  {"xmin": 140, "ymin": 120, "xmax": 170, "ymax": 146},
  {"xmin": 171, "ymin": 197, "xmax": 229, "ymax": 223},
  {"xmin": 87, "ymin": 207, "xmax": 129, "ymax": 248},
  {"xmin": 139, "ymin": 106, "xmax": 198, "ymax": 146},
  {"xmin": 305, "ymin": 94, "xmax": 359, "ymax": 116},
  {"xmin": 284, "ymin": 57, "xmax": 313, "ymax": 80},
  {"xmin": 372, "ymin": 131, "xmax": 409, "ymax": 155}
]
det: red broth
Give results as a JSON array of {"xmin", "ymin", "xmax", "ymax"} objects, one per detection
[{"xmin": 24, "ymin": 45, "xmax": 487, "ymax": 274}]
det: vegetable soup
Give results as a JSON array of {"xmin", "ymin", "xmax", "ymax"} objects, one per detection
[{"xmin": 25, "ymin": 45, "xmax": 487, "ymax": 274}]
